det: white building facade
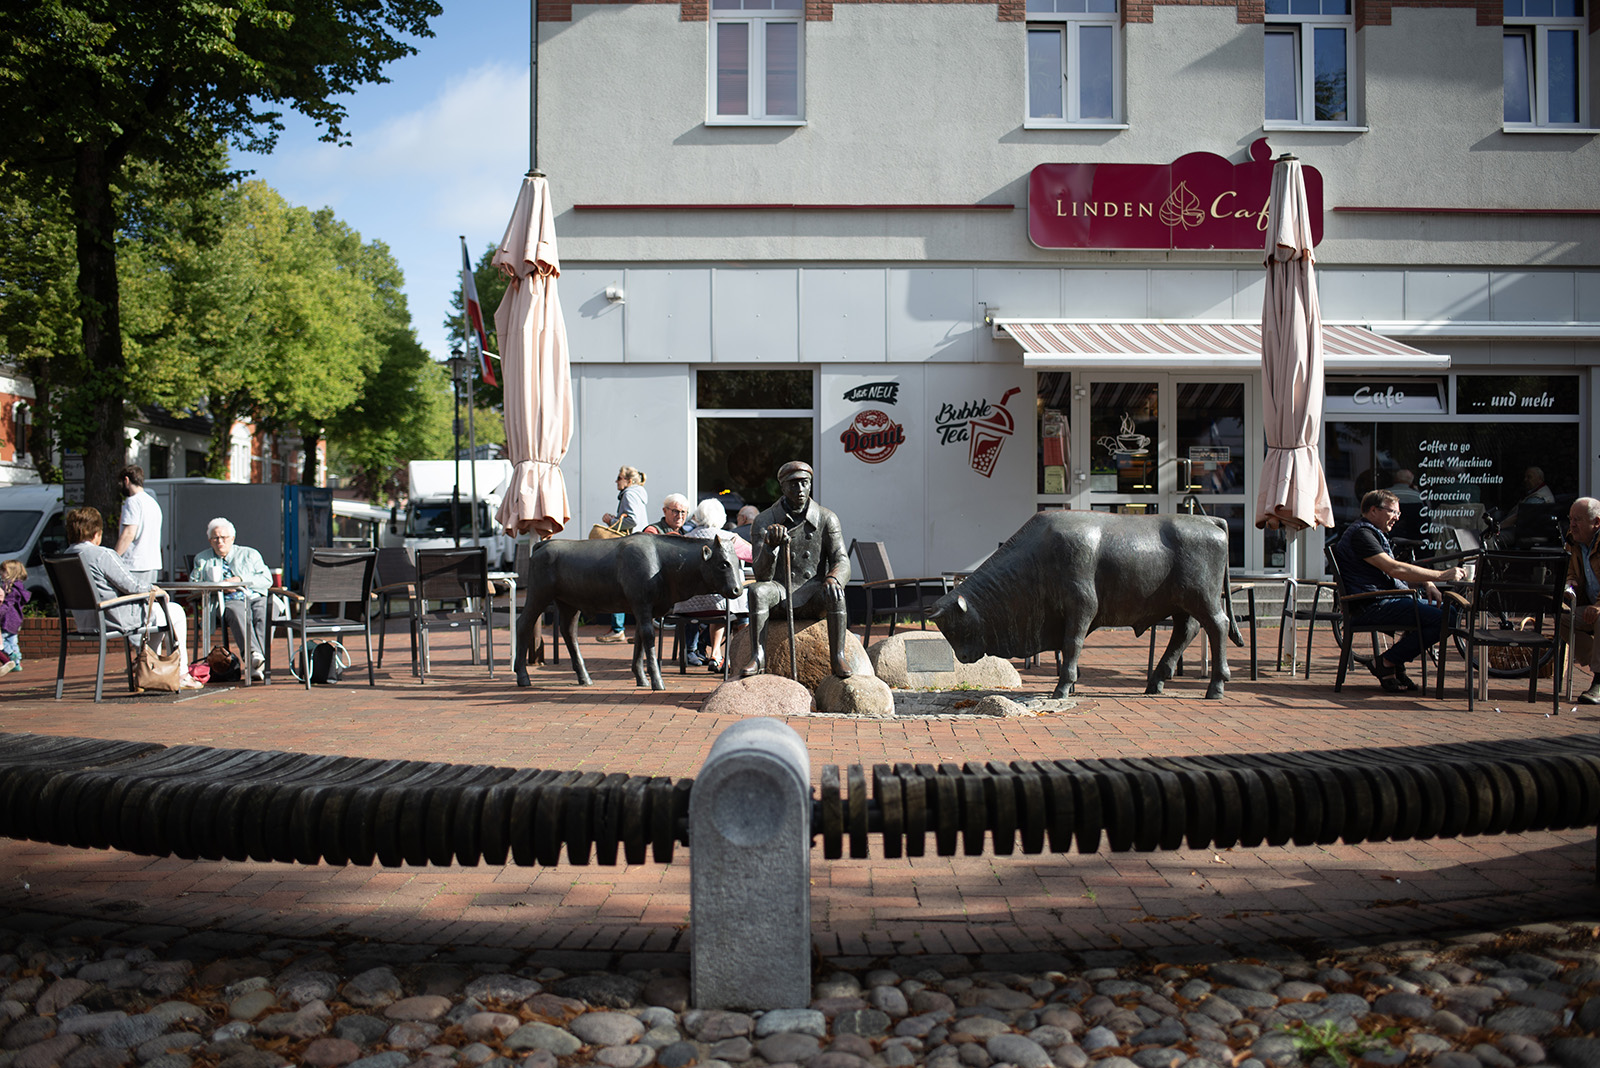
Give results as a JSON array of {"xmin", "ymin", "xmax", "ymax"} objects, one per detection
[{"xmin": 535, "ymin": 0, "xmax": 1599, "ymax": 577}]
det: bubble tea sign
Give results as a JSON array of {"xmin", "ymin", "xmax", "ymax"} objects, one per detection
[{"xmin": 1028, "ymin": 139, "xmax": 1323, "ymax": 251}]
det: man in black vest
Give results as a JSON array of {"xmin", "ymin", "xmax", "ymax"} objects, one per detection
[
  {"xmin": 742, "ymin": 461, "xmax": 852, "ymax": 679},
  {"xmin": 1334, "ymin": 489, "xmax": 1467, "ymax": 693}
]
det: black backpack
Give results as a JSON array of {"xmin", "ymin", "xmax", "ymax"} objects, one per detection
[{"xmin": 292, "ymin": 640, "xmax": 349, "ymax": 684}]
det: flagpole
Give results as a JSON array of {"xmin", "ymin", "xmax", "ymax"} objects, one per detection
[{"xmin": 458, "ymin": 236, "xmax": 482, "ymax": 553}]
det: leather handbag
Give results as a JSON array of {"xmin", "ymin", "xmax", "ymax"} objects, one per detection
[
  {"xmin": 202, "ymin": 645, "xmax": 242, "ymax": 683},
  {"xmin": 132, "ymin": 593, "xmax": 183, "ymax": 693}
]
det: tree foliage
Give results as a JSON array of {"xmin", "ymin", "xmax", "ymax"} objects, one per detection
[{"xmin": 0, "ymin": 0, "xmax": 441, "ymax": 516}]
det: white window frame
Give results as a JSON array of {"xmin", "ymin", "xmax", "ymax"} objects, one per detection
[
  {"xmin": 1503, "ymin": 1, "xmax": 1589, "ymax": 130},
  {"xmin": 1264, "ymin": 1, "xmax": 1359, "ymax": 129},
  {"xmin": 707, "ymin": 0, "xmax": 805, "ymax": 126},
  {"xmin": 1024, "ymin": 1, "xmax": 1125, "ymax": 128}
]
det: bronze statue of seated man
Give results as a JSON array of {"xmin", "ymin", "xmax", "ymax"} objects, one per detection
[{"xmin": 742, "ymin": 461, "xmax": 852, "ymax": 679}]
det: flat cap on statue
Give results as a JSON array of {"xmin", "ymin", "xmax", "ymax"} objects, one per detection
[{"xmin": 777, "ymin": 461, "xmax": 813, "ymax": 481}]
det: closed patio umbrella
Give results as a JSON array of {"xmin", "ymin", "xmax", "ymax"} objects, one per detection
[
  {"xmin": 493, "ymin": 172, "xmax": 574, "ymax": 539},
  {"xmin": 1256, "ymin": 155, "xmax": 1334, "ymax": 533}
]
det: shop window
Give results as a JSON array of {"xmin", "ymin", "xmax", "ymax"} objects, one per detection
[
  {"xmin": 1264, "ymin": 0, "xmax": 1355, "ymax": 127},
  {"xmin": 1324, "ymin": 373, "xmax": 1581, "ymax": 555},
  {"xmin": 1503, "ymin": 0, "xmax": 1587, "ymax": 127},
  {"xmin": 696, "ymin": 369, "xmax": 814, "ymax": 510},
  {"xmin": 710, "ymin": 0, "xmax": 804, "ymax": 124},
  {"xmin": 1037, "ymin": 373, "xmax": 1073, "ymax": 495},
  {"xmin": 1026, "ymin": 0, "xmax": 1122, "ymax": 125}
]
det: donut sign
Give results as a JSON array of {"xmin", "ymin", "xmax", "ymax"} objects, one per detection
[{"xmin": 840, "ymin": 409, "xmax": 906, "ymax": 464}]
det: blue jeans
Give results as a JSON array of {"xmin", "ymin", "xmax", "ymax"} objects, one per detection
[
  {"xmin": 1358, "ymin": 596, "xmax": 1449, "ymax": 665},
  {"xmin": 1, "ymin": 630, "xmax": 17, "ymax": 663},
  {"xmin": 605, "ymin": 613, "xmax": 625, "ymax": 633}
]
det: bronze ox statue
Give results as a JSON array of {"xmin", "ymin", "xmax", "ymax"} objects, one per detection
[{"xmin": 929, "ymin": 511, "xmax": 1242, "ymax": 699}]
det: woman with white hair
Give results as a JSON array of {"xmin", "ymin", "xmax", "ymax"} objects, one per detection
[
  {"xmin": 190, "ymin": 517, "xmax": 273, "ymax": 680},
  {"xmin": 671, "ymin": 497, "xmax": 752, "ymax": 673}
]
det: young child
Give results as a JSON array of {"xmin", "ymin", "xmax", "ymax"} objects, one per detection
[{"xmin": 0, "ymin": 560, "xmax": 28, "ymax": 677}]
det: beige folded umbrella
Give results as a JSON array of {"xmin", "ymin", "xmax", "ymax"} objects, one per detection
[
  {"xmin": 1256, "ymin": 156, "xmax": 1334, "ymax": 533},
  {"xmin": 493, "ymin": 173, "xmax": 574, "ymax": 539}
]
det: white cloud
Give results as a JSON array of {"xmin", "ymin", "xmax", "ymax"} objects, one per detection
[{"xmin": 244, "ymin": 63, "xmax": 533, "ymax": 359}]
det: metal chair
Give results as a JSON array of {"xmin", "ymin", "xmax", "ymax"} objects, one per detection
[
  {"xmin": 411, "ymin": 547, "xmax": 494, "ymax": 683},
  {"xmin": 267, "ymin": 549, "xmax": 379, "ymax": 689},
  {"xmin": 371, "ymin": 546, "xmax": 417, "ymax": 669},
  {"xmin": 1325, "ymin": 548, "xmax": 1430, "ymax": 694},
  {"xmin": 1278, "ymin": 573, "xmax": 1341, "ymax": 678},
  {"xmin": 40, "ymin": 554, "xmax": 151, "ymax": 702},
  {"xmin": 1437, "ymin": 550, "xmax": 1568, "ymax": 712},
  {"xmin": 849, "ymin": 539, "xmax": 943, "ymax": 647}
]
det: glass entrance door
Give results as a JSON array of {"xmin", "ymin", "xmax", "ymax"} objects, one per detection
[{"xmin": 1071, "ymin": 375, "xmax": 1251, "ymax": 566}]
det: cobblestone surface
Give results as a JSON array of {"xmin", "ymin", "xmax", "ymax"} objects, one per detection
[{"xmin": 3, "ymin": 916, "xmax": 1600, "ymax": 1068}]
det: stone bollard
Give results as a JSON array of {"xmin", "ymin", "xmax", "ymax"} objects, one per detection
[{"xmin": 690, "ymin": 717, "xmax": 812, "ymax": 1010}]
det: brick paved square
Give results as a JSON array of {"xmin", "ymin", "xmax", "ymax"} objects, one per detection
[{"xmin": 0, "ymin": 622, "xmax": 1594, "ymax": 959}]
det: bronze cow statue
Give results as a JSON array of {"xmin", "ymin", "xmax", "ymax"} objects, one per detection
[
  {"xmin": 929, "ymin": 511, "xmax": 1242, "ymax": 699},
  {"xmin": 515, "ymin": 535, "xmax": 744, "ymax": 691}
]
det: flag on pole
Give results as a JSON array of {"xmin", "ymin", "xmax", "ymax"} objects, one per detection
[{"xmin": 460, "ymin": 238, "xmax": 497, "ymax": 387}]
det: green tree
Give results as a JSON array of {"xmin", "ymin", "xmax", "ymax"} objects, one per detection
[
  {"xmin": 147, "ymin": 180, "xmax": 384, "ymax": 479},
  {"xmin": 0, "ymin": 0, "xmax": 441, "ymax": 516},
  {"xmin": 443, "ymin": 244, "xmax": 509, "ymax": 412},
  {"xmin": 0, "ymin": 167, "xmax": 78, "ymax": 483},
  {"xmin": 321, "ymin": 237, "xmax": 454, "ymax": 498}
]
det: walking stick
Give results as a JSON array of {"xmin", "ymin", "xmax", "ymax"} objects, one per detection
[{"xmin": 784, "ymin": 537, "xmax": 798, "ymax": 681}]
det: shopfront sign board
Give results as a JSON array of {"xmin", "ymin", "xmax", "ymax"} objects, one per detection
[{"xmin": 1028, "ymin": 139, "xmax": 1323, "ymax": 251}]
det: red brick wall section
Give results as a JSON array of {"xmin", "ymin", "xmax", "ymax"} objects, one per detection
[
  {"xmin": 17, "ymin": 617, "xmax": 96, "ymax": 661},
  {"xmin": 536, "ymin": 0, "xmax": 1507, "ymax": 27},
  {"xmin": 541, "ymin": 0, "xmax": 1033, "ymax": 22},
  {"xmin": 1359, "ymin": 0, "xmax": 1502, "ymax": 27}
]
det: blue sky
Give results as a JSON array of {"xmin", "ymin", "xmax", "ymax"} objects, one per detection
[{"xmin": 232, "ymin": 1, "xmax": 532, "ymax": 363}]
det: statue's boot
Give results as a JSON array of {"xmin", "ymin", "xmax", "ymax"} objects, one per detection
[
  {"xmin": 740, "ymin": 645, "xmax": 766, "ymax": 678},
  {"xmin": 832, "ymin": 651, "xmax": 852, "ymax": 678}
]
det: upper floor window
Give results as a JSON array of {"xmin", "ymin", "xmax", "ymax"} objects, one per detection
[
  {"xmin": 1504, "ymin": 0, "xmax": 1588, "ymax": 127},
  {"xmin": 1026, "ymin": 0, "xmax": 1123, "ymax": 125},
  {"xmin": 710, "ymin": 0, "xmax": 804, "ymax": 123},
  {"xmin": 1264, "ymin": 0, "xmax": 1355, "ymax": 126}
]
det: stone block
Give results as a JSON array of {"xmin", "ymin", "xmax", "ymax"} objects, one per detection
[
  {"xmin": 727, "ymin": 620, "xmax": 872, "ymax": 690},
  {"xmin": 690, "ymin": 719, "xmax": 811, "ymax": 1011},
  {"xmin": 701, "ymin": 674, "xmax": 813, "ymax": 719},
  {"xmin": 868, "ymin": 633, "xmax": 1020, "ymax": 690},
  {"xmin": 813, "ymin": 675, "xmax": 894, "ymax": 718}
]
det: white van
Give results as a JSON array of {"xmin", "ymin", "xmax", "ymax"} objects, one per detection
[{"xmin": 0, "ymin": 484, "xmax": 67, "ymax": 605}]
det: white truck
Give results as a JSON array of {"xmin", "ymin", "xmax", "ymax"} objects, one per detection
[
  {"xmin": 400, "ymin": 459, "xmax": 518, "ymax": 571},
  {"xmin": 0, "ymin": 479, "xmax": 334, "ymax": 605}
]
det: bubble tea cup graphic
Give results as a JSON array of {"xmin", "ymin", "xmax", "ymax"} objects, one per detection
[{"xmin": 969, "ymin": 387, "xmax": 1022, "ymax": 477}]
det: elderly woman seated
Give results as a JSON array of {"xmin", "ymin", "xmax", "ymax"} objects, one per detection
[
  {"xmin": 59, "ymin": 505, "xmax": 202, "ymax": 690},
  {"xmin": 190, "ymin": 516, "xmax": 273, "ymax": 680},
  {"xmin": 670, "ymin": 498, "xmax": 752, "ymax": 672}
]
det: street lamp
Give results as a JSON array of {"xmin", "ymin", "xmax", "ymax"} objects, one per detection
[{"xmin": 447, "ymin": 354, "xmax": 468, "ymax": 548}]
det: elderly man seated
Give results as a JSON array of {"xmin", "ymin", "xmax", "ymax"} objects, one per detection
[
  {"xmin": 191, "ymin": 517, "xmax": 273, "ymax": 681},
  {"xmin": 1566, "ymin": 497, "xmax": 1600, "ymax": 705}
]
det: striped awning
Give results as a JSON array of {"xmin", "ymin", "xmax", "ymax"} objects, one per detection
[{"xmin": 996, "ymin": 319, "xmax": 1450, "ymax": 370}]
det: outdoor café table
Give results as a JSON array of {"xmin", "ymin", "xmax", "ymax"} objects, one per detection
[{"xmin": 160, "ymin": 580, "xmax": 255, "ymax": 687}]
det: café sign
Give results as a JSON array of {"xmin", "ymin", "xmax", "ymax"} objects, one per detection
[{"xmin": 1028, "ymin": 139, "xmax": 1323, "ymax": 251}]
